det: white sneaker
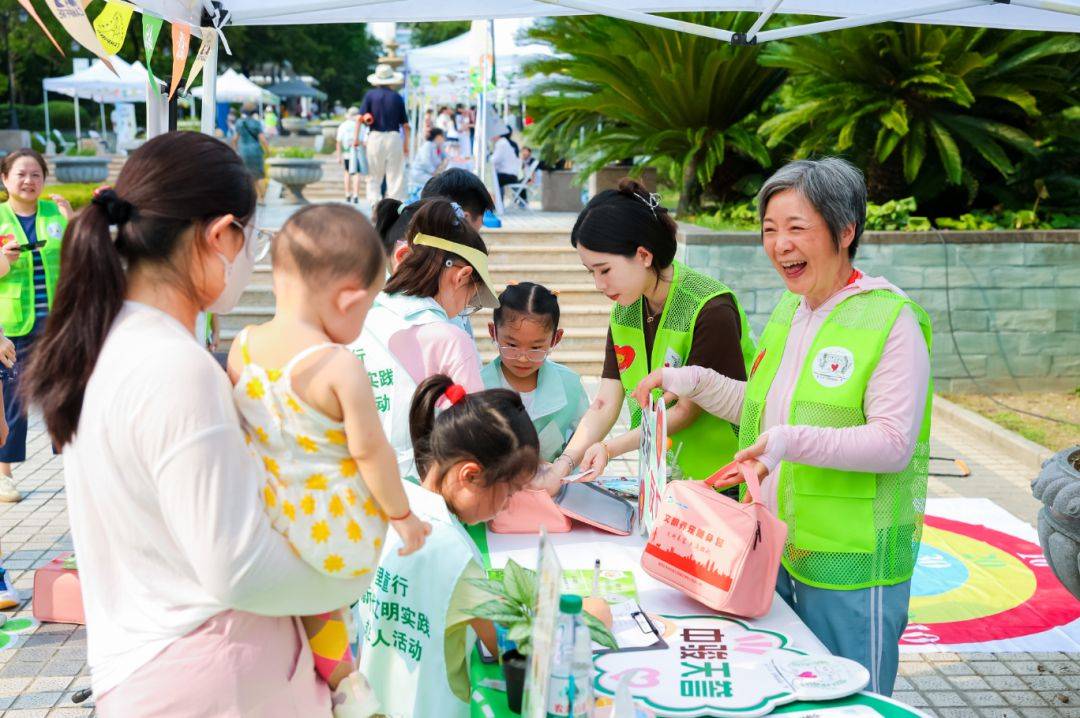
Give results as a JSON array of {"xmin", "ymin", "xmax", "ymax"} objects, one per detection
[
  {"xmin": 0, "ymin": 587, "xmax": 18, "ymax": 611},
  {"xmin": 0, "ymin": 475, "xmax": 19, "ymax": 503},
  {"xmin": 331, "ymin": 671, "xmax": 380, "ymax": 718}
]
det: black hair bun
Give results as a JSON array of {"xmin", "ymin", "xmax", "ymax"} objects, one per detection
[{"xmin": 92, "ymin": 188, "xmax": 133, "ymax": 226}]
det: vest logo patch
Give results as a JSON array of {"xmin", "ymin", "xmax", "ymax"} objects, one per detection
[
  {"xmin": 812, "ymin": 346, "xmax": 855, "ymax": 387},
  {"xmin": 663, "ymin": 347, "xmax": 682, "ymax": 369},
  {"xmin": 614, "ymin": 344, "xmax": 636, "ymax": 372},
  {"xmin": 46, "ymin": 222, "xmax": 63, "ymax": 240}
]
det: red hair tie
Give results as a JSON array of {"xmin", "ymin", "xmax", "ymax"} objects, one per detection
[{"xmin": 444, "ymin": 384, "xmax": 467, "ymax": 406}]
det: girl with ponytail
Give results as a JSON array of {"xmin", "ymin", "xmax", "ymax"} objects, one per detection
[
  {"xmin": 22, "ymin": 132, "xmax": 370, "ymax": 715},
  {"xmin": 358, "ymin": 374, "xmax": 539, "ymax": 718}
]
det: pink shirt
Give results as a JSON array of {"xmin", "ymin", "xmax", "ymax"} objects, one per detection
[
  {"xmin": 387, "ymin": 320, "xmax": 485, "ymax": 393},
  {"xmin": 662, "ymin": 272, "xmax": 930, "ymax": 512}
]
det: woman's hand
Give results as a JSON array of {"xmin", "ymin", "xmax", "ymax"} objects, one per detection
[
  {"xmin": 733, "ymin": 436, "xmax": 770, "ymax": 482},
  {"xmin": 0, "ymin": 414, "xmax": 8, "ymax": 447},
  {"xmin": 529, "ymin": 462, "xmax": 564, "ymax": 496},
  {"xmin": 631, "ymin": 368, "xmax": 666, "ymax": 408},
  {"xmin": 50, "ymin": 194, "xmax": 75, "ymax": 221},
  {"xmin": 579, "ymin": 442, "xmax": 610, "ymax": 476},
  {"xmin": 2, "ymin": 238, "xmax": 21, "ymax": 266},
  {"xmin": 0, "ymin": 336, "xmax": 15, "ymax": 369}
]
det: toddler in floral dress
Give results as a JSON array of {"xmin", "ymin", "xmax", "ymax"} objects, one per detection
[{"xmin": 227, "ymin": 204, "xmax": 429, "ymax": 717}]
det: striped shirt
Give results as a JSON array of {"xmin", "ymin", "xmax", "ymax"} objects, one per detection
[{"xmin": 17, "ymin": 215, "xmax": 49, "ymax": 323}]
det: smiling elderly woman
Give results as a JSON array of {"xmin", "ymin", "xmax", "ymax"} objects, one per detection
[{"xmin": 634, "ymin": 157, "xmax": 933, "ymax": 696}]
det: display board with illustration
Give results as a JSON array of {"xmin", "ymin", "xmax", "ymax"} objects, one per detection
[{"xmin": 639, "ymin": 395, "xmax": 668, "ymax": 537}]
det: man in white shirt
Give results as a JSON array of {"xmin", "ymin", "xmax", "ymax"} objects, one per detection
[
  {"xmin": 335, "ymin": 107, "xmax": 368, "ymax": 204},
  {"xmin": 492, "ymin": 127, "xmax": 521, "ymax": 204}
]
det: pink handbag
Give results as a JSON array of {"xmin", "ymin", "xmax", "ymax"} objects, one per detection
[
  {"xmin": 490, "ymin": 489, "xmax": 571, "ymax": 534},
  {"xmin": 32, "ymin": 552, "xmax": 85, "ymax": 625},
  {"xmin": 640, "ymin": 461, "xmax": 787, "ymax": 618}
]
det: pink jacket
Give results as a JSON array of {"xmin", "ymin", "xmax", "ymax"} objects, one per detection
[{"xmin": 662, "ymin": 272, "xmax": 930, "ymax": 513}]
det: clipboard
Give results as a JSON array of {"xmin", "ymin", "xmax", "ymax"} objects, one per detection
[{"xmin": 597, "ymin": 600, "xmax": 667, "ymax": 655}]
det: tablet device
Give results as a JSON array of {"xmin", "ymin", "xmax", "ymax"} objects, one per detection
[{"xmin": 554, "ymin": 481, "xmax": 635, "ymax": 536}]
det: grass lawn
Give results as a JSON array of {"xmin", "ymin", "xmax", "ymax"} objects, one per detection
[{"xmin": 943, "ymin": 391, "xmax": 1080, "ymax": 452}]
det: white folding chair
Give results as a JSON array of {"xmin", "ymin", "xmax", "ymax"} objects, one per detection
[
  {"xmin": 503, "ymin": 158, "xmax": 540, "ymax": 209},
  {"xmin": 51, "ymin": 129, "xmax": 71, "ymax": 153}
]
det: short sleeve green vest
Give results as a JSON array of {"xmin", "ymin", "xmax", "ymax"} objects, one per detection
[
  {"xmin": 610, "ymin": 261, "xmax": 756, "ymax": 480},
  {"xmin": 0, "ymin": 200, "xmax": 66, "ymax": 337},
  {"xmin": 739, "ymin": 289, "xmax": 933, "ymax": 590}
]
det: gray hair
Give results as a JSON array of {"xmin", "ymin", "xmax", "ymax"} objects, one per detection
[{"xmin": 757, "ymin": 157, "xmax": 867, "ymax": 259}]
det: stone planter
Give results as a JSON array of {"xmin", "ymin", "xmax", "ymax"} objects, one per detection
[
  {"xmin": 540, "ymin": 170, "xmax": 583, "ymax": 212},
  {"xmin": 266, "ymin": 158, "xmax": 323, "ymax": 203},
  {"xmin": 1033, "ymin": 446, "xmax": 1080, "ymax": 599},
  {"xmin": 281, "ymin": 117, "xmax": 309, "ymax": 135},
  {"xmin": 54, "ymin": 156, "xmax": 109, "ymax": 184},
  {"xmin": 320, "ymin": 120, "xmax": 340, "ymax": 141},
  {"xmin": 588, "ymin": 164, "xmax": 658, "ymax": 196}
]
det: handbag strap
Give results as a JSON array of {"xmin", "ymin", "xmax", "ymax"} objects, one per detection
[{"xmin": 704, "ymin": 460, "xmax": 763, "ymax": 503}]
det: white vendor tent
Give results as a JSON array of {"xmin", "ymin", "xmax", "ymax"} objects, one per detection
[
  {"xmin": 42, "ymin": 56, "xmax": 151, "ymax": 140},
  {"xmin": 191, "ymin": 68, "xmax": 278, "ymax": 104}
]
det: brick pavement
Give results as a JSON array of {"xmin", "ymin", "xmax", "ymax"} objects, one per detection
[{"xmin": 0, "ymin": 399, "xmax": 1075, "ymax": 716}]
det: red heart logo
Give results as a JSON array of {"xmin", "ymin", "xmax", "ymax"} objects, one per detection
[
  {"xmin": 830, "ymin": 363, "xmax": 839, "ymax": 371},
  {"xmin": 614, "ymin": 344, "xmax": 636, "ymax": 373}
]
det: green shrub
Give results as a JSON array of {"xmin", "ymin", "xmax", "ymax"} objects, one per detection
[
  {"xmin": 272, "ymin": 146, "xmax": 316, "ymax": 159},
  {"xmin": 0, "ymin": 184, "xmax": 97, "ymax": 211},
  {"xmin": 64, "ymin": 146, "xmax": 98, "ymax": 157},
  {"xmin": 14, "ymin": 102, "xmax": 93, "ymax": 132}
]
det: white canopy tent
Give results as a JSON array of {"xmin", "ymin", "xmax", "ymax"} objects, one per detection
[
  {"xmin": 191, "ymin": 67, "xmax": 278, "ymax": 104},
  {"xmin": 41, "ymin": 56, "xmax": 150, "ymax": 140}
]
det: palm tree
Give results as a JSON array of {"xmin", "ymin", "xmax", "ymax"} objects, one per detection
[
  {"xmin": 758, "ymin": 25, "xmax": 1079, "ymax": 204},
  {"xmin": 524, "ymin": 14, "xmax": 785, "ymax": 215}
]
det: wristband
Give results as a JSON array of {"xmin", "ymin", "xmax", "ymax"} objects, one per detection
[
  {"xmin": 389, "ymin": 508, "xmax": 412, "ymax": 522},
  {"xmin": 600, "ymin": 441, "xmax": 611, "ymax": 462},
  {"xmin": 557, "ymin": 453, "xmax": 576, "ymax": 472}
]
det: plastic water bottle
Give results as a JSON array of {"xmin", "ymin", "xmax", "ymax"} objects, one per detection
[{"xmin": 546, "ymin": 594, "xmax": 592, "ymax": 717}]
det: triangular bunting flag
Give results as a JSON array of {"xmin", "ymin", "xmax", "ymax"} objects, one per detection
[
  {"xmin": 142, "ymin": 14, "xmax": 164, "ymax": 88},
  {"xmin": 17, "ymin": 0, "xmax": 64, "ymax": 56},
  {"xmin": 43, "ymin": 0, "xmax": 116, "ymax": 74},
  {"xmin": 184, "ymin": 28, "xmax": 217, "ymax": 93},
  {"xmin": 93, "ymin": 0, "xmax": 135, "ymax": 57},
  {"xmin": 168, "ymin": 23, "xmax": 191, "ymax": 100}
]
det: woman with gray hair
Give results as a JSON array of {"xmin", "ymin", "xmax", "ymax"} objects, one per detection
[{"xmin": 633, "ymin": 157, "xmax": 932, "ymax": 696}]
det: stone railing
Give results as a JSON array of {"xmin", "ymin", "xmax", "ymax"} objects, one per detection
[{"xmin": 677, "ymin": 226, "xmax": 1080, "ymax": 393}]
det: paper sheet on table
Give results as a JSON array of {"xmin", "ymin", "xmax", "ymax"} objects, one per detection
[{"xmin": 606, "ymin": 600, "xmax": 662, "ymax": 650}]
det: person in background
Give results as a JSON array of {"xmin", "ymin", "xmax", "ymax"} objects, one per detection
[
  {"xmin": 21, "ymin": 131, "xmax": 370, "ymax": 715},
  {"xmin": 410, "ymin": 128, "xmax": 448, "ymax": 198},
  {"xmin": 632, "ymin": 158, "xmax": 932, "ymax": 696},
  {"xmin": 454, "ymin": 104, "xmax": 471, "ymax": 156},
  {"xmin": 436, "ymin": 106, "xmax": 458, "ymax": 145},
  {"xmin": 423, "ymin": 109, "xmax": 434, "ymax": 136},
  {"xmin": 360, "ymin": 64, "xmax": 410, "ymax": 203},
  {"xmin": 335, "ymin": 107, "xmax": 368, "ymax": 205},
  {"xmin": 546, "ymin": 179, "xmax": 755, "ymax": 486},
  {"xmin": 348, "ymin": 200, "xmax": 498, "ymax": 484},
  {"xmin": 231, "ymin": 103, "xmax": 270, "ymax": 200},
  {"xmin": 263, "ymin": 106, "xmax": 279, "ymax": 138},
  {"xmin": 482, "ymin": 282, "xmax": 588, "ymax": 463},
  {"xmin": 492, "ymin": 127, "xmax": 521, "ymax": 203},
  {"xmin": 0, "ymin": 149, "xmax": 73, "ymax": 503}
]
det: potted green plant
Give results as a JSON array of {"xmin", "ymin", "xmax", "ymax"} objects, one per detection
[
  {"xmin": 266, "ymin": 146, "xmax": 323, "ymax": 203},
  {"xmin": 54, "ymin": 145, "xmax": 109, "ymax": 184},
  {"xmin": 465, "ymin": 559, "xmax": 616, "ymax": 714}
]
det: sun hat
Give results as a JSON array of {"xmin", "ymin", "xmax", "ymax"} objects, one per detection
[
  {"xmin": 412, "ymin": 233, "xmax": 499, "ymax": 308},
  {"xmin": 346, "ymin": 106, "xmax": 360, "ymax": 117},
  {"xmin": 367, "ymin": 63, "xmax": 404, "ymax": 86}
]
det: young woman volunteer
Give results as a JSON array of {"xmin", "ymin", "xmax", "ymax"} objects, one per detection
[
  {"xmin": 0, "ymin": 149, "xmax": 73, "ymax": 502},
  {"xmin": 350, "ymin": 199, "xmax": 498, "ymax": 483},
  {"xmin": 634, "ymin": 158, "xmax": 932, "ymax": 696},
  {"xmin": 358, "ymin": 374, "xmax": 540, "ymax": 717},
  {"xmin": 22, "ymin": 133, "xmax": 370, "ymax": 715},
  {"xmin": 547, "ymin": 179, "xmax": 755, "ymax": 484}
]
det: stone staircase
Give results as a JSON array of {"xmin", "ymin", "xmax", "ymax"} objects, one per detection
[{"xmin": 221, "ymin": 213, "xmax": 611, "ymax": 378}]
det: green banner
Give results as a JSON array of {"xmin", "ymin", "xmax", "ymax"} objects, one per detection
[{"xmin": 142, "ymin": 14, "xmax": 164, "ymax": 87}]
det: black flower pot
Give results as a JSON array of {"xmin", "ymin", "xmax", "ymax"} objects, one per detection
[{"xmin": 501, "ymin": 649, "xmax": 528, "ymax": 714}]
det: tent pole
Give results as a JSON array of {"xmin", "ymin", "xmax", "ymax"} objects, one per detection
[
  {"xmin": 1010, "ymin": 0, "xmax": 1080, "ymax": 14},
  {"xmin": 535, "ymin": 0, "xmax": 735, "ymax": 42},
  {"xmin": 74, "ymin": 93, "xmax": 81, "ymax": 142},
  {"xmin": 43, "ymin": 83, "xmax": 51, "ymax": 142},
  {"xmin": 754, "ymin": 0, "xmax": 990, "ymax": 42},
  {"xmin": 200, "ymin": 40, "xmax": 219, "ymax": 135},
  {"xmin": 100, "ymin": 102, "xmax": 106, "ymax": 135},
  {"xmin": 746, "ymin": 0, "xmax": 784, "ymax": 41},
  {"xmin": 231, "ymin": 0, "xmax": 395, "ymax": 22}
]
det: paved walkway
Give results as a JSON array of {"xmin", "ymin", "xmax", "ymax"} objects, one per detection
[{"xmin": 0, "ymin": 395, "xmax": 1074, "ymax": 716}]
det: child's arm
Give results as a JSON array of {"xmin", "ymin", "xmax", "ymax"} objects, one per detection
[
  {"xmin": 330, "ymin": 351, "xmax": 431, "ymax": 555},
  {"xmin": 225, "ymin": 329, "xmax": 246, "ymax": 386}
]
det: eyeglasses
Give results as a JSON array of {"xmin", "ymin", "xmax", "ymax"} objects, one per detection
[
  {"xmin": 497, "ymin": 345, "xmax": 551, "ymax": 362},
  {"xmin": 232, "ymin": 220, "xmax": 274, "ymax": 263}
]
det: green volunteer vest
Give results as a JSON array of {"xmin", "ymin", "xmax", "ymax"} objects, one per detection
[
  {"xmin": 610, "ymin": 261, "xmax": 755, "ymax": 481},
  {"xmin": 739, "ymin": 289, "xmax": 933, "ymax": 591},
  {"xmin": 0, "ymin": 200, "xmax": 65, "ymax": 337}
]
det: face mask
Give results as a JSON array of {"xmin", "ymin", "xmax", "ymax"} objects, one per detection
[{"xmin": 207, "ymin": 223, "xmax": 255, "ymax": 314}]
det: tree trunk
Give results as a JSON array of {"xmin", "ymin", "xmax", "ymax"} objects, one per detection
[
  {"xmin": 678, "ymin": 151, "xmax": 701, "ymax": 217},
  {"xmin": 865, "ymin": 157, "xmax": 907, "ymax": 203}
]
